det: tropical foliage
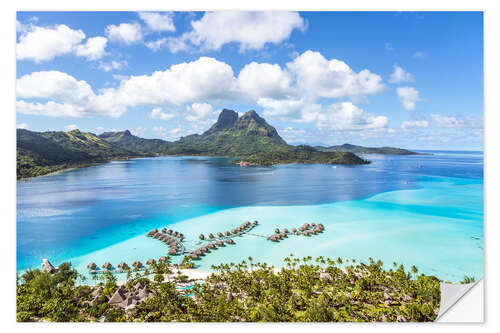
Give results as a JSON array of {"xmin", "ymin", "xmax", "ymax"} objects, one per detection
[{"xmin": 17, "ymin": 256, "xmax": 441, "ymax": 322}]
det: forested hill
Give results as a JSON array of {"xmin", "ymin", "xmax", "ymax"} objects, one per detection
[
  {"xmin": 314, "ymin": 143, "xmax": 418, "ymax": 155},
  {"xmin": 17, "ymin": 129, "xmax": 139, "ymax": 179}
]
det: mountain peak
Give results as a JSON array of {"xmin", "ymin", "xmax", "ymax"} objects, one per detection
[
  {"xmin": 123, "ymin": 130, "xmax": 132, "ymax": 136},
  {"xmin": 204, "ymin": 109, "xmax": 238, "ymax": 134}
]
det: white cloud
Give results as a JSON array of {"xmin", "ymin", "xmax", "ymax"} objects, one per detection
[
  {"xmin": 287, "ymin": 50, "xmax": 384, "ymax": 99},
  {"xmin": 313, "ymin": 102, "xmax": 388, "ymax": 131},
  {"xmin": 138, "ymin": 12, "xmax": 175, "ymax": 32},
  {"xmin": 16, "ymin": 71, "xmax": 126, "ymax": 117},
  {"xmin": 389, "ymin": 64, "xmax": 414, "ymax": 83},
  {"xmin": 65, "ymin": 124, "xmax": 78, "ymax": 131},
  {"xmin": 170, "ymin": 11, "xmax": 306, "ymax": 52},
  {"xmin": 150, "ymin": 107, "xmax": 174, "ymax": 120},
  {"xmin": 397, "ymin": 86, "xmax": 421, "ymax": 110},
  {"xmin": 237, "ymin": 62, "xmax": 292, "ymax": 100},
  {"xmin": 385, "ymin": 42, "xmax": 393, "ymax": 51},
  {"xmin": 152, "ymin": 126, "xmax": 185, "ymax": 140},
  {"xmin": 429, "ymin": 114, "xmax": 482, "ymax": 129},
  {"xmin": 131, "ymin": 127, "xmax": 147, "ymax": 136},
  {"xmin": 96, "ymin": 126, "xmax": 105, "ymax": 132},
  {"xmin": 185, "ymin": 103, "xmax": 215, "ymax": 123},
  {"xmin": 16, "ymin": 51, "xmax": 386, "ymax": 122},
  {"xmin": 74, "ymin": 36, "xmax": 108, "ymax": 60},
  {"xmin": 401, "ymin": 120, "xmax": 429, "ymax": 130},
  {"xmin": 17, "ymin": 122, "xmax": 29, "ymax": 129},
  {"xmin": 105, "ymin": 22, "xmax": 142, "ymax": 45},
  {"xmin": 98, "ymin": 60, "xmax": 128, "ymax": 72},
  {"xmin": 145, "ymin": 38, "xmax": 167, "ymax": 51},
  {"xmin": 17, "ymin": 24, "xmax": 85, "ymax": 63}
]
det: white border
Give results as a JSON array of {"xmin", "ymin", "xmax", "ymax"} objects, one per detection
[{"xmin": 2, "ymin": 1, "xmax": 498, "ymax": 332}]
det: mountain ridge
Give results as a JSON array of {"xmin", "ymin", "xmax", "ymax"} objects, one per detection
[{"xmin": 17, "ymin": 109, "xmax": 417, "ymax": 179}]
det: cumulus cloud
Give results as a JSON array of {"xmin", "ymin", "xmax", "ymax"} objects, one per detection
[
  {"xmin": 17, "ymin": 24, "xmax": 85, "ymax": 62},
  {"xmin": 397, "ymin": 86, "xmax": 421, "ymax": 110},
  {"xmin": 237, "ymin": 62, "xmax": 293, "ymax": 100},
  {"xmin": 185, "ymin": 103, "xmax": 215, "ymax": 123},
  {"xmin": 74, "ymin": 36, "xmax": 108, "ymax": 60},
  {"xmin": 313, "ymin": 102, "xmax": 388, "ymax": 131},
  {"xmin": 167, "ymin": 11, "xmax": 306, "ymax": 52},
  {"xmin": 138, "ymin": 12, "xmax": 175, "ymax": 32},
  {"xmin": 16, "ymin": 23, "xmax": 109, "ymax": 62},
  {"xmin": 98, "ymin": 60, "xmax": 128, "ymax": 72},
  {"xmin": 105, "ymin": 22, "xmax": 142, "ymax": 45},
  {"xmin": 287, "ymin": 51, "xmax": 384, "ymax": 99},
  {"xmin": 401, "ymin": 120, "xmax": 429, "ymax": 130},
  {"xmin": 150, "ymin": 107, "xmax": 174, "ymax": 120},
  {"xmin": 16, "ymin": 51, "xmax": 386, "ymax": 121},
  {"xmin": 389, "ymin": 64, "xmax": 414, "ymax": 83},
  {"xmin": 145, "ymin": 38, "xmax": 167, "ymax": 51},
  {"xmin": 65, "ymin": 124, "xmax": 78, "ymax": 131},
  {"xmin": 17, "ymin": 122, "xmax": 29, "ymax": 129},
  {"xmin": 152, "ymin": 126, "xmax": 185, "ymax": 140}
]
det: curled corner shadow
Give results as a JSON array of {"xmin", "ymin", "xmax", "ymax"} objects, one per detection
[{"xmin": 436, "ymin": 279, "xmax": 483, "ymax": 322}]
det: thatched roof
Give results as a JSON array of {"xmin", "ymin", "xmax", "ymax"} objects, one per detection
[
  {"xmin": 108, "ymin": 286, "xmax": 126, "ymax": 305},
  {"xmin": 159, "ymin": 256, "xmax": 167, "ymax": 262},
  {"xmin": 253, "ymin": 220, "xmax": 258, "ymax": 225},
  {"xmin": 208, "ymin": 233, "xmax": 214, "ymax": 239},
  {"xmin": 208, "ymin": 243, "xmax": 216, "ymax": 249},
  {"xmin": 146, "ymin": 259, "xmax": 156, "ymax": 265},
  {"xmin": 226, "ymin": 238, "xmax": 234, "ymax": 244},
  {"xmin": 225, "ymin": 231, "xmax": 231, "ymax": 236},
  {"xmin": 117, "ymin": 262, "xmax": 129, "ymax": 270},
  {"xmin": 167, "ymin": 229, "xmax": 173, "ymax": 234},
  {"xmin": 291, "ymin": 228, "xmax": 297, "ymax": 233},
  {"xmin": 162, "ymin": 227, "xmax": 167, "ymax": 233},
  {"xmin": 215, "ymin": 240, "xmax": 224, "ymax": 246},
  {"xmin": 275, "ymin": 228, "xmax": 280, "ymax": 234},
  {"xmin": 133, "ymin": 261, "xmax": 143, "ymax": 268},
  {"xmin": 102, "ymin": 262, "xmax": 112, "ymax": 269},
  {"xmin": 199, "ymin": 234, "xmax": 205, "ymax": 240},
  {"xmin": 168, "ymin": 249, "xmax": 177, "ymax": 255},
  {"xmin": 87, "ymin": 262, "xmax": 97, "ymax": 270},
  {"xmin": 283, "ymin": 228, "xmax": 289, "ymax": 233}
]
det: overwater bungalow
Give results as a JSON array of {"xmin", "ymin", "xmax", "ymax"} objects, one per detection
[
  {"xmin": 253, "ymin": 220, "xmax": 258, "ymax": 225},
  {"xmin": 189, "ymin": 253, "xmax": 200, "ymax": 260},
  {"xmin": 226, "ymin": 238, "xmax": 235, "ymax": 244},
  {"xmin": 162, "ymin": 227, "xmax": 167, "ymax": 233},
  {"xmin": 207, "ymin": 243, "xmax": 216, "ymax": 249},
  {"xmin": 199, "ymin": 234, "xmax": 205, "ymax": 240},
  {"xmin": 102, "ymin": 262, "xmax": 112, "ymax": 270},
  {"xmin": 291, "ymin": 228, "xmax": 297, "ymax": 233},
  {"xmin": 225, "ymin": 231, "xmax": 231, "ymax": 236},
  {"xmin": 208, "ymin": 233, "xmax": 214, "ymax": 239},
  {"xmin": 311, "ymin": 223, "xmax": 316, "ymax": 227},
  {"xmin": 158, "ymin": 256, "xmax": 167, "ymax": 262},
  {"xmin": 146, "ymin": 259, "xmax": 156, "ymax": 266},
  {"xmin": 283, "ymin": 228, "xmax": 289, "ymax": 234},
  {"xmin": 168, "ymin": 249, "xmax": 177, "ymax": 255},
  {"xmin": 275, "ymin": 228, "xmax": 280, "ymax": 234},
  {"xmin": 167, "ymin": 230, "xmax": 173, "ymax": 235},
  {"xmin": 215, "ymin": 239, "xmax": 224, "ymax": 247},
  {"xmin": 173, "ymin": 231, "xmax": 179, "ymax": 237},
  {"xmin": 298, "ymin": 226, "xmax": 305, "ymax": 232},
  {"xmin": 217, "ymin": 232, "xmax": 223, "ymax": 238},
  {"xmin": 118, "ymin": 262, "xmax": 129, "ymax": 270},
  {"xmin": 132, "ymin": 261, "xmax": 143, "ymax": 268},
  {"xmin": 87, "ymin": 262, "xmax": 97, "ymax": 270}
]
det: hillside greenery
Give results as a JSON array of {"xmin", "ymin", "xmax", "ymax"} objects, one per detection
[
  {"xmin": 315, "ymin": 143, "xmax": 418, "ymax": 155},
  {"xmin": 17, "ymin": 256, "xmax": 442, "ymax": 322},
  {"xmin": 17, "ymin": 129, "xmax": 139, "ymax": 179}
]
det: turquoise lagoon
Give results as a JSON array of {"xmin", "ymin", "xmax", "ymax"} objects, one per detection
[{"xmin": 17, "ymin": 151, "xmax": 483, "ymax": 283}]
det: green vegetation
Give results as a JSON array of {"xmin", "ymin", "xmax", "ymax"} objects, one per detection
[
  {"xmin": 237, "ymin": 145, "xmax": 370, "ymax": 166},
  {"xmin": 315, "ymin": 143, "xmax": 419, "ymax": 155},
  {"xmin": 17, "ymin": 129, "xmax": 139, "ymax": 179},
  {"xmin": 17, "ymin": 256, "xmax": 441, "ymax": 322}
]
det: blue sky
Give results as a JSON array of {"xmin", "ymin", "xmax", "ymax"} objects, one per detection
[{"xmin": 16, "ymin": 11, "xmax": 483, "ymax": 150}]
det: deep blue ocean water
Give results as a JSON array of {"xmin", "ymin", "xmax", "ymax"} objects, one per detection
[{"xmin": 17, "ymin": 150, "xmax": 483, "ymax": 281}]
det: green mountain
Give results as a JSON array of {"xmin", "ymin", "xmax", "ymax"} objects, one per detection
[
  {"xmin": 314, "ymin": 143, "xmax": 418, "ymax": 155},
  {"xmin": 99, "ymin": 130, "xmax": 174, "ymax": 155},
  {"xmin": 17, "ymin": 129, "xmax": 138, "ymax": 179},
  {"xmin": 17, "ymin": 109, "xmax": 374, "ymax": 179}
]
